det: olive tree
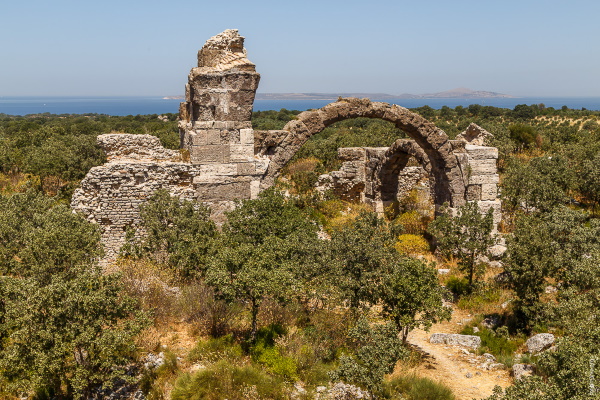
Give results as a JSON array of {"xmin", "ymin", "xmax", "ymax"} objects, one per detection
[
  {"xmin": 0, "ymin": 191, "xmax": 147, "ymax": 398},
  {"xmin": 205, "ymin": 189, "xmax": 321, "ymax": 340},
  {"xmin": 428, "ymin": 202, "xmax": 495, "ymax": 289}
]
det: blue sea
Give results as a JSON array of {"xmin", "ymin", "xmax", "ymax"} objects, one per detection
[{"xmin": 1, "ymin": 96, "xmax": 600, "ymax": 116}]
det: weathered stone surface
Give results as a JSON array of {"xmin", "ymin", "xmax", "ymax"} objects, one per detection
[
  {"xmin": 512, "ymin": 363, "xmax": 534, "ymax": 380},
  {"xmin": 457, "ymin": 123, "xmax": 494, "ymax": 146},
  {"xmin": 465, "ymin": 144, "xmax": 498, "ymax": 160},
  {"xmin": 526, "ymin": 333, "xmax": 555, "ymax": 354},
  {"xmin": 429, "ymin": 333, "xmax": 481, "ymax": 349},
  {"xmin": 99, "ymin": 134, "xmax": 180, "ymax": 162}
]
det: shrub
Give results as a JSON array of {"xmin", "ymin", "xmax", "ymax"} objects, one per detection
[
  {"xmin": 127, "ymin": 189, "xmax": 217, "ymax": 278},
  {"xmin": 384, "ymin": 374, "xmax": 455, "ymax": 400},
  {"xmin": 445, "ymin": 276, "xmax": 470, "ymax": 298},
  {"xmin": 395, "ymin": 234, "xmax": 430, "ymax": 255},
  {"xmin": 171, "ymin": 360, "xmax": 289, "ymax": 400},
  {"xmin": 188, "ymin": 335, "xmax": 243, "ymax": 365},
  {"xmin": 395, "ymin": 210, "xmax": 428, "ymax": 235},
  {"xmin": 460, "ymin": 326, "xmax": 522, "ymax": 360},
  {"xmin": 329, "ymin": 317, "xmax": 407, "ymax": 396}
]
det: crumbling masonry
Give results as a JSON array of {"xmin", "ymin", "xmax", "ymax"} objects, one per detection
[{"xmin": 71, "ymin": 29, "xmax": 501, "ymax": 262}]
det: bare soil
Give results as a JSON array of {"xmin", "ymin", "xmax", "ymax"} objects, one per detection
[{"xmin": 400, "ymin": 308, "xmax": 512, "ymax": 400}]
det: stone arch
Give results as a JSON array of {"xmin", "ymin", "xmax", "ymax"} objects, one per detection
[
  {"xmin": 260, "ymin": 97, "xmax": 465, "ymax": 207},
  {"xmin": 373, "ymin": 139, "xmax": 436, "ymax": 205}
]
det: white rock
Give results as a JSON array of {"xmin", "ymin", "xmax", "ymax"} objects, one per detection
[
  {"xmin": 512, "ymin": 363, "xmax": 534, "ymax": 380},
  {"xmin": 429, "ymin": 333, "xmax": 481, "ymax": 349},
  {"xmin": 526, "ymin": 333, "xmax": 555, "ymax": 354}
]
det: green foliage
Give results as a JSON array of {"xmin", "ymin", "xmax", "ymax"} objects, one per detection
[
  {"xmin": 384, "ymin": 375, "xmax": 455, "ymax": 400},
  {"xmin": 428, "ymin": 202, "xmax": 495, "ymax": 288},
  {"xmin": 290, "ymin": 118, "xmax": 407, "ymax": 171},
  {"xmin": 456, "ymin": 287, "xmax": 503, "ymax": 311},
  {"xmin": 330, "ymin": 317, "xmax": 407, "ymax": 396},
  {"xmin": 461, "ymin": 326, "xmax": 521, "ymax": 360},
  {"xmin": 0, "ymin": 191, "xmax": 147, "ymax": 398},
  {"xmin": 445, "ymin": 276, "xmax": 470, "ymax": 298},
  {"xmin": 394, "ymin": 210, "xmax": 428, "ymax": 235},
  {"xmin": 188, "ymin": 335, "xmax": 243, "ymax": 365},
  {"xmin": 125, "ymin": 189, "xmax": 217, "ymax": 278},
  {"xmin": 508, "ymin": 124, "xmax": 538, "ymax": 149},
  {"xmin": 505, "ymin": 207, "xmax": 600, "ymax": 327},
  {"xmin": 0, "ymin": 114, "xmax": 178, "ymax": 194},
  {"xmin": 171, "ymin": 360, "xmax": 289, "ymax": 400},
  {"xmin": 205, "ymin": 189, "xmax": 322, "ymax": 339},
  {"xmin": 502, "ymin": 156, "xmax": 573, "ymax": 214},
  {"xmin": 251, "ymin": 108, "xmax": 300, "ymax": 130},
  {"xmin": 579, "ymin": 152, "xmax": 600, "ymax": 206},
  {"xmin": 395, "ymin": 234, "xmax": 430, "ymax": 256},
  {"xmin": 379, "ymin": 259, "xmax": 451, "ymax": 342},
  {"xmin": 327, "ymin": 211, "xmax": 398, "ymax": 310},
  {"xmin": 0, "ymin": 190, "xmax": 102, "ymax": 281}
]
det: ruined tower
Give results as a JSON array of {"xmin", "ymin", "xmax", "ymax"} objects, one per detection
[{"xmin": 178, "ymin": 29, "xmax": 265, "ymax": 200}]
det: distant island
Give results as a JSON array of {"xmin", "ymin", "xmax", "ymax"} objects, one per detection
[{"xmin": 164, "ymin": 88, "xmax": 516, "ymax": 101}]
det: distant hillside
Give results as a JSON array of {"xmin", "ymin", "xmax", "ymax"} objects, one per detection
[
  {"xmin": 253, "ymin": 88, "xmax": 515, "ymax": 100},
  {"xmin": 166, "ymin": 88, "xmax": 516, "ymax": 101},
  {"xmin": 403, "ymin": 87, "xmax": 516, "ymax": 99}
]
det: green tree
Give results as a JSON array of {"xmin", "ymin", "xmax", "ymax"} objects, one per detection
[
  {"xmin": 130, "ymin": 189, "xmax": 217, "ymax": 278},
  {"xmin": 505, "ymin": 207, "xmax": 600, "ymax": 327},
  {"xmin": 0, "ymin": 192, "xmax": 147, "ymax": 398},
  {"xmin": 378, "ymin": 259, "xmax": 451, "ymax": 342},
  {"xmin": 428, "ymin": 202, "xmax": 495, "ymax": 289},
  {"xmin": 579, "ymin": 153, "xmax": 600, "ymax": 206},
  {"xmin": 0, "ymin": 267, "xmax": 147, "ymax": 398},
  {"xmin": 205, "ymin": 189, "xmax": 321, "ymax": 340},
  {"xmin": 502, "ymin": 156, "xmax": 573, "ymax": 214},
  {"xmin": 327, "ymin": 211, "xmax": 398, "ymax": 310},
  {"xmin": 329, "ymin": 316, "xmax": 407, "ymax": 397}
]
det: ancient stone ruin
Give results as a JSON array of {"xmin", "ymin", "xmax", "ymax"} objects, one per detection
[{"xmin": 71, "ymin": 29, "xmax": 501, "ymax": 262}]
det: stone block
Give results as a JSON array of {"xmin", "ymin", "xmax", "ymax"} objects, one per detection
[
  {"xmin": 191, "ymin": 132, "xmax": 207, "ymax": 146},
  {"xmin": 526, "ymin": 333, "xmax": 555, "ymax": 354},
  {"xmin": 466, "ymin": 184, "xmax": 482, "ymax": 201},
  {"xmin": 237, "ymin": 163, "xmax": 256, "ymax": 175},
  {"xmin": 197, "ymin": 163, "xmax": 237, "ymax": 177},
  {"xmin": 191, "ymin": 145, "xmax": 227, "ymax": 163},
  {"xmin": 250, "ymin": 180, "xmax": 261, "ymax": 199},
  {"xmin": 468, "ymin": 174, "xmax": 499, "ymax": 185},
  {"xmin": 207, "ymin": 129, "xmax": 221, "ymax": 145},
  {"xmin": 195, "ymin": 181, "xmax": 251, "ymax": 201},
  {"xmin": 477, "ymin": 200, "xmax": 502, "ymax": 225},
  {"xmin": 240, "ymin": 128, "xmax": 254, "ymax": 145},
  {"xmin": 429, "ymin": 333, "xmax": 481, "ymax": 349},
  {"xmin": 465, "ymin": 145, "xmax": 498, "ymax": 160},
  {"xmin": 481, "ymin": 183, "xmax": 498, "ymax": 200},
  {"xmin": 338, "ymin": 147, "xmax": 366, "ymax": 161},
  {"xmin": 229, "ymin": 144, "xmax": 254, "ymax": 162},
  {"xmin": 469, "ymin": 159, "xmax": 497, "ymax": 175},
  {"xmin": 220, "ymin": 128, "xmax": 240, "ymax": 143}
]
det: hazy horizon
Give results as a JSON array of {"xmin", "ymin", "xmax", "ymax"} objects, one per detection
[{"xmin": 2, "ymin": 0, "xmax": 599, "ymax": 98}]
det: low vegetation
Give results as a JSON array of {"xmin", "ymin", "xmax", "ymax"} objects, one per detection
[{"xmin": 0, "ymin": 103, "xmax": 600, "ymax": 399}]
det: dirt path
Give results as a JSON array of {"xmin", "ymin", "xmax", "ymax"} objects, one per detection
[{"xmin": 400, "ymin": 309, "xmax": 512, "ymax": 400}]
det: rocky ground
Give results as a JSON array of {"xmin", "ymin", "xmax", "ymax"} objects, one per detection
[{"xmin": 403, "ymin": 308, "xmax": 512, "ymax": 400}]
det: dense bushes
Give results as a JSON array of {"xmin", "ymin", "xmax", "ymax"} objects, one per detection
[{"xmin": 0, "ymin": 191, "xmax": 147, "ymax": 399}]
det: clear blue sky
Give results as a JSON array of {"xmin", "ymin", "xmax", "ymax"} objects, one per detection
[{"xmin": 1, "ymin": 0, "xmax": 598, "ymax": 97}]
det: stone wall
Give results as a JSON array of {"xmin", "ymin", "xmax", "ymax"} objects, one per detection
[
  {"xmin": 315, "ymin": 123, "xmax": 501, "ymax": 229},
  {"xmin": 71, "ymin": 29, "xmax": 503, "ymax": 263}
]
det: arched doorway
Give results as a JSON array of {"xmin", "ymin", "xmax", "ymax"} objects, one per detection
[{"xmin": 260, "ymin": 98, "xmax": 465, "ymax": 209}]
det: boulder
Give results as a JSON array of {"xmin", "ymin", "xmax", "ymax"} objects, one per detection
[
  {"xmin": 526, "ymin": 333, "xmax": 555, "ymax": 354},
  {"xmin": 429, "ymin": 333, "xmax": 481, "ymax": 349},
  {"xmin": 325, "ymin": 382, "xmax": 371, "ymax": 399},
  {"xmin": 512, "ymin": 363, "xmax": 534, "ymax": 380}
]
